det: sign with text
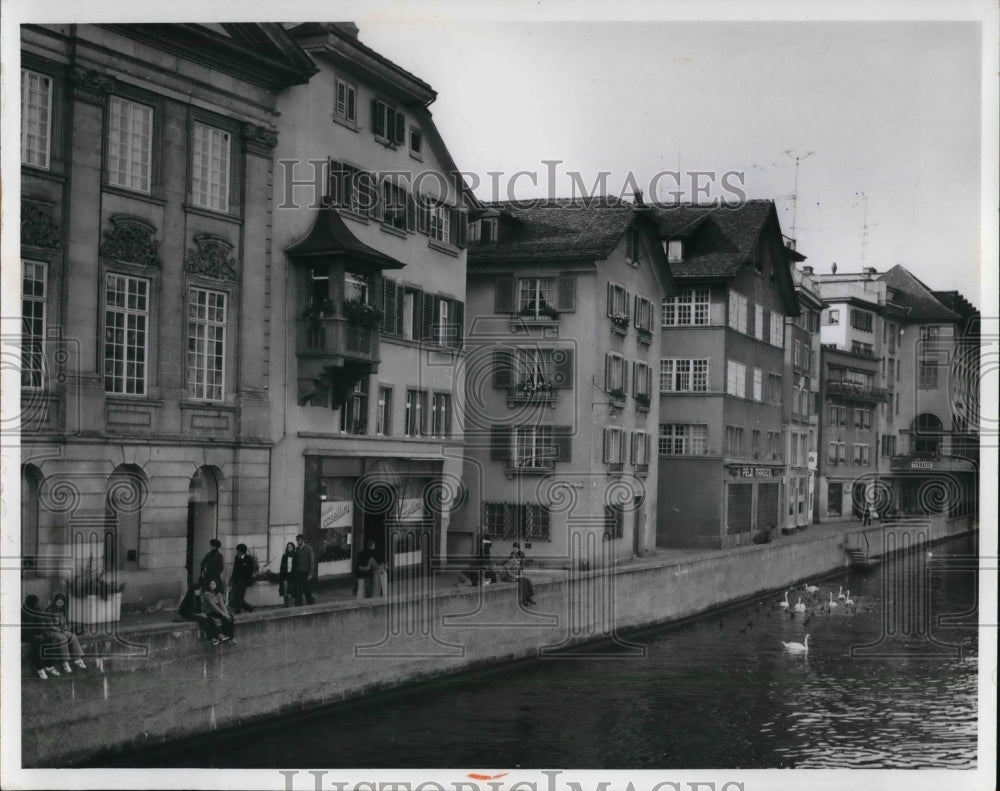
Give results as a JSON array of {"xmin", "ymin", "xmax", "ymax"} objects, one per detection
[
  {"xmin": 321, "ymin": 500, "xmax": 353, "ymax": 530},
  {"xmin": 729, "ymin": 465, "xmax": 780, "ymax": 479},
  {"xmin": 397, "ymin": 498, "xmax": 425, "ymax": 523}
]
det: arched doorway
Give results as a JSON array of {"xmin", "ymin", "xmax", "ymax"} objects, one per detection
[
  {"xmin": 21, "ymin": 464, "xmax": 42, "ymax": 575},
  {"xmin": 187, "ymin": 466, "xmax": 220, "ymax": 585},
  {"xmin": 105, "ymin": 465, "xmax": 148, "ymax": 571},
  {"xmin": 912, "ymin": 413, "xmax": 943, "ymax": 455}
]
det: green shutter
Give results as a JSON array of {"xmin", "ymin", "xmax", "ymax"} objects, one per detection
[
  {"xmin": 493, "ymin": 347, "xmax": 514, "ymax": 388},
  {"xmin": 557, "ymin": 274, "xmax": 575, "ymax": 312},
  {"xmin": 554, "ymin": 425, "xmax": 573, "ymax": 461},
  {"xmin": 490, "ymin": 425, "xmax": 510, "ymax": 461},
  {"xmin": 495, "ymin": 275, "xmax": 515, "ymax": 313}
]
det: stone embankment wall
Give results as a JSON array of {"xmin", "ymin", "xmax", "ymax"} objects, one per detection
[{"xmin": 20, "ymin": 516, "xmax": 972, "ymax": 766}]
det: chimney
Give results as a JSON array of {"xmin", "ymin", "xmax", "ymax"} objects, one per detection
[
  {"xmin": 801, "ymin": 266, "xmax": 814, "ymax": 275},
  {"xmin": 863, "ymin": 267, "xmax": 878, "ymax": 277}
]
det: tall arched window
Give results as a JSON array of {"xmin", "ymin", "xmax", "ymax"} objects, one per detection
[
  {"xmin": 105, "ymin": 465, "xmax": 147, "ymax": 571},
  {"xmin": 21, "ymin": 465, "xmax": 42, "ymax": 575}
]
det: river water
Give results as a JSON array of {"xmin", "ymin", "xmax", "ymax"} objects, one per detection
[{"xmin": 106, "ymin": 533, "xmax": 979, "ymax": 769}]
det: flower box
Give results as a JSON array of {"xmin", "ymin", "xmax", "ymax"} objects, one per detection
[{"xmin": 69, "ymin": 592, "xmax": 122, "ymax": 626}]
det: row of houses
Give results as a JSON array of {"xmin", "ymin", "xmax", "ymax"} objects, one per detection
[{"xmin": 16, "ymin": 23, "xmax": 979, "ymax": 607}]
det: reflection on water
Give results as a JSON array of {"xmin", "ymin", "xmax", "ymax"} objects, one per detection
[{"xmin": 106, "ymin": 533, "xmax": 978, "ymax": 769}]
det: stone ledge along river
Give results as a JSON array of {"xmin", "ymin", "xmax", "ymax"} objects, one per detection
[{"xmin": 97, "ymin": 532, "xmax": 979, "ymax": 769}]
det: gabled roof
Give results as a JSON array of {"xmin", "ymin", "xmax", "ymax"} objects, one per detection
[
  {"xmin": 467, "ymin": 200, "xmax": 639, "ymax": 263},
  {"xmin": 285, "ymin": 208, "xmax": 405, "ymax": 272},
  {"xmin": 878, "ymin": 265, "xmax": 962, "ymax": 323},
  {"xmin": 647, "ymin": 200, "xmax": 777, "ymax": 279}
]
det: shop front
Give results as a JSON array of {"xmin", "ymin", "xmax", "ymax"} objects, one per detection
[
  {"xmin": 299, "ymin": 456, "xmax": 441, "ymax": 579},
  {"xmin": 724, "ymin": 464, "xmax": 784, "ymax": 547}
]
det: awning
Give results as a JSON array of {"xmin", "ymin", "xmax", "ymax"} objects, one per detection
[{"xmin": 285, "ymin": 208, "xmax": 406, "ymax": 272}]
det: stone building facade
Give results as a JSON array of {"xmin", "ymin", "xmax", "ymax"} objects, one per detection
[{"xmin": 18, "ymin": 24, "xmax": 315, "ymax": 607}]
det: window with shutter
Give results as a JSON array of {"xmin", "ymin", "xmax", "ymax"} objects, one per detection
[
  {"xmin": 394, "ymin": 112, "xmax": 406, "ymax": 145},
  {"xmin": 453, "ymin": 301, "xmax": 464, "ymax": 348},
  {"xmin": 409, "ymin": 289, "xmax": 424, "ymax": 340}
]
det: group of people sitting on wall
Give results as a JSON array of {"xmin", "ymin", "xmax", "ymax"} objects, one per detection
[
  {"xmin": 179, "ymin": 534, "xmax": 324, "ymax": 646},
  {"xmin": 456, "ymin": 537, "xmax": 536, "ymax": 606},
  {"xmin": 20, "ymin": 593, "xmax": 91, "ymax": 680}
]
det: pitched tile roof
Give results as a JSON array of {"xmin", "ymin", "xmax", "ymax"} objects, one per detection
[
  {"xmin": 879, "ymin": 265, "xmax": 962, "ymax": 323},
  {"xmin": 467, "ymin": 200, "xmax": 638, "ymax": 263},
  {"xmin": 647, "ymin": 200, "xmax": 777, "ymax": 279}
]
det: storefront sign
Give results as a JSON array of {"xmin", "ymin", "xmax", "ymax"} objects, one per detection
[
  {"xmin": 321, "ymin": 500, "xmax": 353, "ymax": 529},
  {"xmin": 397, "ymin": 498, "xmax": 425, "ymax": 522},
  {"xmin": 910, "ymin": 461, "xmax": 933, "ymax": 469},
  {"xmin": 730, "ymin": 466, "xmax": 779, "ymax": 479}
]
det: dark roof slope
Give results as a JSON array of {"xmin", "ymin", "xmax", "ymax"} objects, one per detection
[
  {"xmin": 468, "ymin": 201, "xmax": 637, "ymax": 263},
  {"xmin": 879, "ymin": 265, "xmax": 962, "ymax": 323},
  {"xmin": 647, "ymin": 200, "xmax": 776, "ymax": 279},
  {"xmin": 285, "ymin": 208, "xmax": 405, "ymax": 272}
]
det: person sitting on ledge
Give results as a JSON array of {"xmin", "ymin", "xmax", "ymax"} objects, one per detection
[
  {"xmin": 200, "ymin": 577, "xmax": 235, "ymax": 646},
  {"xmin": 21, "ymin": 595, "xmax": 70, "ymax": 679},
  {"xmin": 44, "ymin": 593, "xmax": 87, "ymax": 670}
]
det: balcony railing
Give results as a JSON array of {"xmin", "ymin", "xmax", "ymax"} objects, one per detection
[
  {"xmin": 505, "ymin": 450, "xmax": 557, "ymax": 477},
  {"xmin": 296, "ymin": 317, "xmax": 379, "ymax": 364},
  {"xmin": 825, "ymin": 380, "xmax": 890, "ymax": 403}
]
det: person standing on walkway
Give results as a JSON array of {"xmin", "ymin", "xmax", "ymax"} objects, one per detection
[
  {"xmin": 293, "ymin": 534, "xmax": 316, "ymax": 605},
  {"xmin": 279, "ymin": 541, "xmax": 297, "ymax": 607},
  {"xmin": 200, "ymin": 538, "xmax": 225, "ymax": 591},
  {"xmin": 863, "ymin": 502, "xmax": 874, "ymax": 527},
  {"xmin": 355, "ymin": 539, "xmax": 376, "ymax": 599},
  {"xmin": 229, "ymin": 544, "xmax": 256, "ymax": 614},
  {"xmin": 200, "ymin": 577, "xmax": 235, "ymax": 645}
]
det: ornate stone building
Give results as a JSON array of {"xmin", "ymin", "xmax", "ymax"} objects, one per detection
[{"xmin": 18, "ymin": 24, "xmax": 315, "ymax": 607}]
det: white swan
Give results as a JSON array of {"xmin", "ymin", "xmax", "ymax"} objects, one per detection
[
  {"xmin": 794, "ymin": 596, "xmax": 806, "ymax": 613},
  {"xmin": 779, "ymin": 591, "xmax": 790, "ymax": 609},
  {"xmin": 844, "ymin": 590, "xmax": 855, "ymax": 606},
  {"xmin": 804, "ymin": 584, "xmax": 819, "ymax": 594},
  {"xmin": 837, "ymin": 585, "xmax": 846, "ymax": 601},
  {"xmin": 828, "ymin": 592, "xmax": 838, "ymax": 608},
  {"xmin": 782, "ymin": 634, "xmax": 810, "ymax": 654}
]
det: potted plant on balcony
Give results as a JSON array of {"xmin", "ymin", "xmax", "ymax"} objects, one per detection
[
  {"xmin": 303, "ymin": 298, "xmax": 336, "ymax": 328},
  {"xmin": 634, "ymin": 392, "xmax": 651, "ymax": 408},
  {"xmin": 67, "ymin": 557, "xmax": 125, "ymax": 626},
  {"xmin": 516, "ymin": 376, "xmax": 554, "ymax": 396},
  {"xmin": 342, "ymin": 298, "xmax": 384, "ymax": 329},
  {"xmin": 611, "ymin": 313, "xmax": 630, "ymax": 330},
  {"xmin": 608, "ymin": 387, "xmax": 627, "ymax": 403},
  {"xmin": 518, "ymin": 303, "xmax": 559, "ymax": 320}
]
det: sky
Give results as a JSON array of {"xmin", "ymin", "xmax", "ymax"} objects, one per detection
[{"xmin": 360, "ymin": 19, "xmax": 985, "ymax": 307}]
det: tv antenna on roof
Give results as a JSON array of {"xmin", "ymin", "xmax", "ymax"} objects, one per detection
[
  {"xmin": 784, "ymin": 150, "xmax": 815, "ymax": 242},
  {"xmin": 859, "ymin": 191, "xmax": 870, "ymax": 266}
]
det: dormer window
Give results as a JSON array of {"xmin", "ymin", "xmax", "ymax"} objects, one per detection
[
  {"xmin": 483, "ymin": 218, "xmax": 498, "ymax": 244},
  {"xmin": 666, "ymin": 240, "xmax": 683, "ymax": 263},
  {"xmin": 625, "ymin": 228, "xmax": 641, "ymax": 265}
]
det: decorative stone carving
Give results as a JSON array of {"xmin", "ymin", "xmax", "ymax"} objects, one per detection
[
  {"xmin": 242, "ymin": 123, "xmax": 279, "ymax": 156},
  {"xmin": 298, "ymin": 377, "xmax": 330, "ymax": 408},
  {"xmin": 21, "ymin": 200, "xmax": 61, "ymax": 248},
  {"xmin": 185, "ymin": 234, "xmax": 238, "ymax": 281},
  {"xmin": 70, "ymin": 67, "xmax": 116, "ymax": 104},
  {"xmin": 99, "ymin": 215, "xmax": 161, "ymax": 266}
]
